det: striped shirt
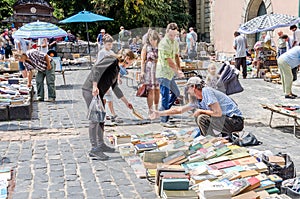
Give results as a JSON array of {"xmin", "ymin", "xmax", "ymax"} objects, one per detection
[{"xmin": 23, "ymin": 49, "xmax": 50, "ymax": 71}]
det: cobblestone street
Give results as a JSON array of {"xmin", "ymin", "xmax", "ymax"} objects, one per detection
[{"xmin": 0, "ymin": 69, "xmax": 300, "ymax": 198}]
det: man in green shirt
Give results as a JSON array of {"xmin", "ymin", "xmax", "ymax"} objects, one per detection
[{"xmin": 156, "ymin": 23, "xmax": 184, "ymax": 126}]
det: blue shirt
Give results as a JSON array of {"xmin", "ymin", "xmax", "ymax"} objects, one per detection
[
  {"xmin": 279, "ymin": 46, "xmax": 300, "ymax": 69},
  {"xmin": 190, "ymin": 87, "xmax": 243, "ymax": 117}
]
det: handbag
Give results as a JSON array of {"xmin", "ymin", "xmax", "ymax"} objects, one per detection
[
  {"xmin": 136, "ymin": 83, "xmax": 148, "ymax": 97},
  {"xmin": 230, "ymin": 131, "xmax": 262, "ymax": 146},
  {"xmin": 87, "ymin": 95, "xmax": 106, "ymax": 123}
]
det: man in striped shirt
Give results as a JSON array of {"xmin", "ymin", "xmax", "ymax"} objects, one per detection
[{"xmin": 16, "ymin": 49, "xmax": 56, "ymax": 102}]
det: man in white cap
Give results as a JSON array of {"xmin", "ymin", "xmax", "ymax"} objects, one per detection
[
  {"xmin": 150, "ymin": 76, "xmax": 244, "ymax": 137},
  {"xmin": 97, "ymin": 29, "xmax": 106, "ymax": 50}
]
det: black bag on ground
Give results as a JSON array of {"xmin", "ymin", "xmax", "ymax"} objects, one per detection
[
  {"xmin": 262, "ymin": 153, "xmax": 296, "ymax": 181},
  {"xmin": 230, "ymin": 131, "xmax": 262, "ymax": 146}
]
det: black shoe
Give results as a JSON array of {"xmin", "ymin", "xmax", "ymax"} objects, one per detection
[
  {"xmin": 89, "ymin": 150, "xmax": 109, "ymax": 160},
  {"xmin": 98, "ymin": 143, "xmax": 115, "ymax": 152},
  {"xmin": 285, "ymin": 95, "xmax": 296, "ymax": 99},
  {"xmin": 292, "ymin": 93, "xmax": 298, "ymax": 97}
]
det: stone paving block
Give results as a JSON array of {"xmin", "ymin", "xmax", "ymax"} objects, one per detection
[
  {"xmin": 31, "ymin": 190, "xmax": 48, "ymax": 199},
  {"xmin": 66, "ymin": 193, "xmax": 85, "ymax": 199},
  {"xmin": 49, "ymin": 183, "xmax": 65, "ymax": 191},
  {"xmin": 12, "ymin": 192, "xmax": 30, "ymax": 199},
  {"xmin": 102, "ymin": 189, "xmax": 120, "ymax": 198},
  {"xmin": 66, "ymin": 186, "xmax": 84, "ymax": 194},
  {"xmin": 49, "ymin": 191, "xmax": 66, "ymax": 198},
  {"xmin": 65, "ymin": 174, "xmax": 79, "ymax": 181}
]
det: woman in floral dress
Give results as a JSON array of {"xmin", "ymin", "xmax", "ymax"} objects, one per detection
[{"xmin": 140, "ymin": 30, "xmax": 160, "ymax": 114}]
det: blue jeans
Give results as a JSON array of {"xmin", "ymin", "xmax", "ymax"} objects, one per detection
[{"xmin": 158, "ymin": 78, "xmax": 180, "ymax": 123}]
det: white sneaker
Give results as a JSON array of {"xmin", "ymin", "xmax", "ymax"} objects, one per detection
[{"xmin": 160, "ymin": 122, "xmax": 176, "ymax": 128}]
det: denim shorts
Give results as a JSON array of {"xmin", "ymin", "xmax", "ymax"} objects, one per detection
[{"xmin": 18, "ymin": 61, "xmax": 25, "ymax": 71}]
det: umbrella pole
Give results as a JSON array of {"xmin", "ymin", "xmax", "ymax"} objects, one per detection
[{"xmin": 85, "ymin": 22, "xmax": 92, "ymax": 68}]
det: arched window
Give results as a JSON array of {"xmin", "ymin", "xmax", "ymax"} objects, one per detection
[{"xmin": 256, "ymin": 2, "xmax": 267, "ymax": 41}]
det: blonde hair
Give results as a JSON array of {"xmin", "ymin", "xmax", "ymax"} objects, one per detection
[{"xmin": 146, "ymin": 30, "xmax": 160, "ymax": 45}]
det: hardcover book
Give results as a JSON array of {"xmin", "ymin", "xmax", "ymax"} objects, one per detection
[
  {"xmin": 162, "ymin": 190, "xmax": 198, "ymax": 199},
  {"xmin": 239, "ymin": 170, "xmax": 259, "ymax": 178},
  {"xmin": 134, "ymin": 143, "xmax": 158, "ymax": 153},
  {"xmin": 242, "ymin": 177, "xmax": 261, "ymax": 192},
  {"xmin": 254, "ymin": 179, "xmax": 275, "ymax": 191},
  {"xmin": 210, "ymin": 160, "xmax": 236, "ymax": 170}
]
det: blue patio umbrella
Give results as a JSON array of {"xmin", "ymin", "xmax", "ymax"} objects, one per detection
[
  {"xmin": 12, "ymin": 21, "xmax": 67, "ymax": 39},
  {"xmin": 59, "ymin": 10, "xmax": 114, "ymax": 65}
]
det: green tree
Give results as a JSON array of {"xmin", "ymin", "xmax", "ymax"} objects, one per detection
[{"xmin": 0, "ymin": 0, "xmax": 15, "ymax": 22}]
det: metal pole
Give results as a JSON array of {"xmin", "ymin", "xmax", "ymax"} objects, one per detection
[{"xmin": 85, "ymin": 22, "xmax": 92, "ymax": 68}]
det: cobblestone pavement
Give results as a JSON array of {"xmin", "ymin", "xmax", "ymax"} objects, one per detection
[{"xmin": 0, "ymin": 69, "xmax": 300, "ymax": 198}]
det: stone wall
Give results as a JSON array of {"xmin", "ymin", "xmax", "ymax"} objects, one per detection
[{"xmin": 56, "ymin": 42, "xmax": 98, "ymax": 59}]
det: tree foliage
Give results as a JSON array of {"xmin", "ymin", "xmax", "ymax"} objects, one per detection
[{"xmin": 1, "ymin": 0, "xmax": 191, "ymax": 41}]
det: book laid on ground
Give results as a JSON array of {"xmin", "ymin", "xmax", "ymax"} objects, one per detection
[
  {"xmin": 134, "ymin": 143, "xmax": 158, "ymax": 153},
  {"xmin": 189, "ymin": 165, "xmax": 209, "ymax": 176},
  {"xmin": 227, "ymin": 152, "xmax": 250, "ymax": 160},
  {"xmin": 198, "ymin": 180, "xmax": 231, "ymax": 199},
  {"xmin": 162, "ymin": 151, "xmax": 185, "ymax": 165},
  {"xmin": 215, "ymin": 146, "xmax": 232, "ymax": 157},
  {"xmin": 222, "ymin": 165, "xmax": 244, "ymax": 173},
  {"xmin": 239, "ymin": 170, "xmax": 259, "ymax": 178},
  {"xmin": 221, "ymin": 178, "xmax": 250, "ymax": 196},
  {"xmin": 162, "ymin": 190, "xmax": 198, "ymax": 199},
  {"xmin": 188, "ymin": 152, "xmax": 205, "ymax": 163},
  {"xmin": 242, "ymin": 176, "xmax": 261, "ymax": 192},
  {"xmin": 217, "ymin": 171, "xmax": 241, "ymax": 181},
  {"xmin": 160, "ymin": 178, "xmax": 189, "ymax": 196},
  {"xmin": 190, "ymin": 174, "xmax": 217, "ymax": 184},
  {"xmin": 231, "ymin": 190, "xmax": 260, "ymax": 199},
  {"xmin": 233, "ymin": 156, "xmax": 258, "ymax": 165},
  {"xmin": 254, "ymin": 179, "xmax": 275, "ymax": 191},
  {"xmin": 210, "ymin": 160, "xmax": 236, "ymax": 170},
  {"xmin": 205, "ymin": 156, "xmax": 230, "ymax": 165}
]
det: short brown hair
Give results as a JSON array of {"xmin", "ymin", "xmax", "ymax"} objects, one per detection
[
  {"xmin": 102, "ymin": 34, "xmax": 114, "ymax": 43},
  {"xmin": 117, "ymin": 49, "xmax": 136, "ymax": 62},
  {"xmin": 166, "ymin": 23, "xmax": 178, "ymax": 32}
]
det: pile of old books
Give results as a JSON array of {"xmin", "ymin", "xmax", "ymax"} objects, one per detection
[
  {"xmin": 112, "ymin": 128, "xmax": 295, "ymax": 198},
  {"xmin": 0, "ymin": 73, "xmax": 33, "ymax": 121}
]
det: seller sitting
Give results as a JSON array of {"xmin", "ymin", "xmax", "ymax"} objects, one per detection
[{"xmin": 150, "ymin": 77, "xmax": 244, "ymax": 137}]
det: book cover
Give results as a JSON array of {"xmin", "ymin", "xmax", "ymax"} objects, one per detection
[
  {"xmin": 182, "ymin": 161, "xmax": 207, "ymax": 170},
  {"xmin": 189, "ymin": 143, "xmax": 203, "ymax": 151},
  {"xmin": 198, "ymin": 180, "xmax": 231, "ymax": 198},
  {"xmin": 190, "ymin": 174, "xmax": 217, "ymax": 184},
  {"xmin": 227, "ymin": 152, "xmax": 250, "ymax": 160},
  {"xmin": 215, "ymin": 146, "xmax": 232, "ymax": 157},
  {"xmin": 230, "ymin": 178, "xmax": 251, "ymax": 196},
  {"xmin": 242, "ymin": 177, "xmax": 261, "ymax": 192},
  {"xmin": 163, "ymin": 151, "xmax": 185, "ymax": 164},
  {"xmin": 210, "ymin": 160, "xmax": 236, "ymax": 170},
  {"xmin": 205, "ymin": 156, "xmax": 229, "ymax": 165},
  {"xmin": 255, "ymin": 179, "xmax": 275, "ymax": 191},
  {"xmin": 218, "ymin": 171, "xmax": 241, "ymax": 181},
  {"xmin": 239, "ymin": 170, "xmax": 259, "ymax": 178},
  {"xmin": 231, "ymin": 191, "xmax": 260, "ymax": 199},
  {"xmin": 188, "ymin": 152, "xmax": 205, "ymax": 163},
  {"xmin": 189, "ymin": 165, "xmax": 209, "ymax": 176},
  {"xmin": 255, "ymin": 162, "xmax": 268, "ymax": 172},
  {"xmin": 222, "ymin": 165, "xmax": 244, "ymax": 173},
  {"xmin": 161, "ymin": 178, "xmax": 189, "ymax": 195},
  {"xmin": 134, "ymin": 143, "xmax": 158, "ymax": 153},
  {"xmin": 162, "ymin": 190, "xmax": 198, "ymax": 199},
  {"xmin": 234, "ymin": 156, "xmax": 258, "ymax": 165}
]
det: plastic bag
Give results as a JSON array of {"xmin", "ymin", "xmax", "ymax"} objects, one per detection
[
  {"xmin": 262, "ymin": 153, "xmax": 296, "ymax": 181},
  {"xmin": 230, "ymin": 131, "xmax": 262, "ymax": 146},
  {"xmin": 87, "ymin": 96, "xmax": 106, "ymax": 122}
]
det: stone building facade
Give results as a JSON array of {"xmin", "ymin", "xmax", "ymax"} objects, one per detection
[{"xmin": 194, "ymin": 0, "xmax": 298, "ymax": 56}]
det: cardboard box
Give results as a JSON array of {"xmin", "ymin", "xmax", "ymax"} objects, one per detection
[{"xmin": 9, "ymin": 62, "xmax": 19, "ymax": 71}]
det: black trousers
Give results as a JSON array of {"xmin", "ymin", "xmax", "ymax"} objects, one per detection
[
  {"xmin": 195, "ymin": 114, "xmax": 244, "ymax": 136},
  {"xmin": 235, "ymin": 57, "xmax": 247, "ymax": 78}
]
